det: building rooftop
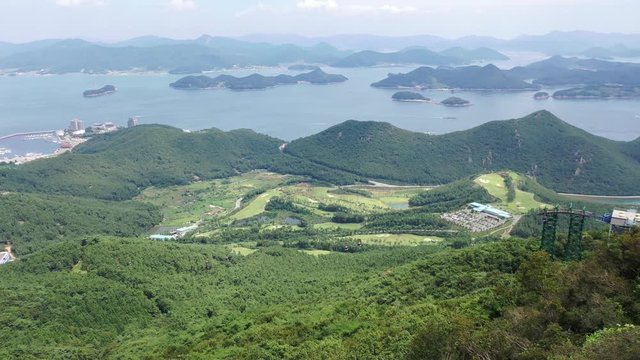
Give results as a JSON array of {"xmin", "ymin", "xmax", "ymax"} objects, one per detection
[
  {"xmin": 611, "ymin": 209, "xmax": 640, "ymax": 226},
  {"xmin": 150, "ymin": 235, "xmax": 176, "ymax": 241},
  {"xmin": 469, "ymin": 202, "xmax": 512, "ymax": 219}
]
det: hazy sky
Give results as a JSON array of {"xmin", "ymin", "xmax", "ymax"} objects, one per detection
[{"xmin": 1, "ymin": 0, "xmax": 639, "ymax": 42}]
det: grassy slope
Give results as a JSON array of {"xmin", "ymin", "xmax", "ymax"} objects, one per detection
[
  {"xmin": 474, "ymin": 172, "xmax": 547, "ymax": 214},
  {"xmin": 136, "ymin": 172, "xmax": 288, "ymax": 226}
]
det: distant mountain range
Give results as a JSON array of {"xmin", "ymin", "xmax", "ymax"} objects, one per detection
[
  {"xmin": 2, "ymin": 31, "xmax": 640, "ymax": 74},
  {"xmin": 0, "ymin": 37, "xmax": 351, "ymax": 74},
  {"xmin": 331, "ymin": 47, "xmax": 508, "ymax": 67},
  {"xmin": 3, "ymin": 111, "xmax": 640, "ymax": 197},
  {"xmin": 0, "ymin": 37, "xmax": 510, "ymax": 74},
  {"xmin": 170, "ymin": 69, "xmax": 347, "ymax": 90},
  {"xmin": 239, "ymin": 31, "xmax": 640, "ymax": 54}
]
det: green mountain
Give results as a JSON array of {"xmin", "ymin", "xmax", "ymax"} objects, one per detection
[
  {"xmin": 371, "ymin": 64, "xmax": 539, "ymax": 90},
  {"xmin": 170, "ymin": 69, "xmax": 347, "ymax": 90},
  {"xmin": 0, "ymin": 125, "xmax": 283, "ymax": 200},
  {"xmin": 0, "ymin": 124, "xmax": 358, "ymax": 200},
  {"xmin": 2, "ymin": 111, "xmax": 638, "ymax": 201},
  {"xmin": 285, "ymin": 110, "xmax": 640, "ymax": 195}
]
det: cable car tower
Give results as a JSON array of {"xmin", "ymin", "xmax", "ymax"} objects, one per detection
[{"xmin": 540, "ymin": 205, "xmax": 589, "ymax": 260}]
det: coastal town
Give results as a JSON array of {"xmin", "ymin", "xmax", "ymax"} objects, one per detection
[{"xmin": 0, "ymin": 116, "xmax": 140, "ymax": 164}]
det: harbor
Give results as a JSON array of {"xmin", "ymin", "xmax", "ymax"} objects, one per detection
[{"xmin": 0, "ymin": 117, "xmax": 138, "ymax": 164}]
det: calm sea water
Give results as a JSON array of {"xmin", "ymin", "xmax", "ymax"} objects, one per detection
[{"xmin": 1, "ymin": 58, "xmax": 639, "ymax": 143}]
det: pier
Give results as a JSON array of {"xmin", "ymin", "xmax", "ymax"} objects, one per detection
[{"xmin": 0, "ymin": 130, "xmax": 58, "ymax": 141}]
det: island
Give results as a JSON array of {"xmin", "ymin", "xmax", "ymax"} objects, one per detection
[
  {"xmin": 552, "ymin": 85, "xmax": 640, "ymax": 99},
  {"xmin": 170, "ymin": 69, "xmax": 348, "ymax": 90},
  {"xmin": 440, "ymin": 96, "xmax": 472, "ymax": 107},
  {"xmin": 534, "ymin": 91, "xmax": 550, "ymax": 100},
  {"xmin": 510, "ymin": 56, "xmax": 640, "ymax": 86},
  {"xmin": 392, "ymin": 91, "xmax": 430, "ymax": 102},
  {"xmin": 371, "ymin": 65, "xmax": 540, "ymax": 91},
  {"xmin": 83, "ymin": 85, "xmax": 116, "ymax": 97},
  {"xmin": 288, "ymin": 64, "xmax": 321, "ymax": 71},
  {"xmin": 332, "ymin": 47, "xmax": 509, "ymax": 68}
]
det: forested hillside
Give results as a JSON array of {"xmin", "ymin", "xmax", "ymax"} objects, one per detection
[
  {"xmin": 1, "ymin": 231, "xmax": 638, "ymax": 359},
  {"xmin": 0, "ymin": 125, "xmax": 358, "ymax": 200},
  {"xmin": 0, "ymin": 193, "xmax": 161, "ymax": 255},
  {"xmin": 286, "ymin": 110, "xmax": 640, "ymax": 195}
]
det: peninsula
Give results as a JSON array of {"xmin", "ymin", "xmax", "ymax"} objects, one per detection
[
  {"xmin": 83, "ymin": 85, "xmax": 116, "ymax": 97},
  {"xmin": 170, "ymin": 69, "xmax": 348, "ymax": 90}
]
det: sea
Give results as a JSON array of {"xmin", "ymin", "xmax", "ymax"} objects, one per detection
[{"xmin": 1, "ymin": 52, "xmax": 639, "ymax": 154}]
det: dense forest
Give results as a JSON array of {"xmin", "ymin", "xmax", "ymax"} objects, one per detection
[
  {"xmin": 1, "ymin": 230, "xmax": 639, "ymax": 359},
  {"xmin": 0, "ymin": 192, "xmax": 161, "ymax": 255}
]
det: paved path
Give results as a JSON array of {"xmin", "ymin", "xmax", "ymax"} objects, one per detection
[{"xmin": 234, "ymin": 197, "xmax": 244, "ymax": 211}]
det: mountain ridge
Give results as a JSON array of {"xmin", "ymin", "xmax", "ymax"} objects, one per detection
[
  {"xmin": 1, "ymin": 111, "xmax": 639, "ymax": 197},
  {"xmin": 285, "ymin": 110, "xmax": 640, "ymax": 195}
]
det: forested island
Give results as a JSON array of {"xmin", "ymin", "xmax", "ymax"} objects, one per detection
[
  {"xmin": 83, "ymin": 85, "xmax": 116, "ymax": 97},
  {"xmin": 372, "ymin": 64, "xmax": 539, "ymax": 91},
  {"xmin": 441, "ymin": 96, "xmax": 471, "ymax": 106},
  {"xmin": 534, "ymin": 91, "xmax": 550, "ymax": 99},
  {"xmin": 170, "ymin": 69, "xmax": 347, "ymax": 90},
  {"xmin": 552, "ymin": 85, "xmax": 640, "ymax": 99},
  {"xmin": 510, "ymin": 56, "xmax": 640, "ymax": 86},
  {"xmin": 392, "ymin": 91, "xmax": 430, "ymax": 102}
]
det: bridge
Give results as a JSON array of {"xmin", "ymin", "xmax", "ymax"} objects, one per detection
[{"xmin": 0, "ymin": 130, "xmax": 58, "ymax": 142}]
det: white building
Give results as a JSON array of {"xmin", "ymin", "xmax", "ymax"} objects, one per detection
[{"xmin": 611, "ymin": 209, "xmax": 640, "ymax": 227}]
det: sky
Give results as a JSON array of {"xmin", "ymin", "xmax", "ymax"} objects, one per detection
[{"xmin": 0, "ymin": 0, "xmax": 639, "ymax": 42}]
